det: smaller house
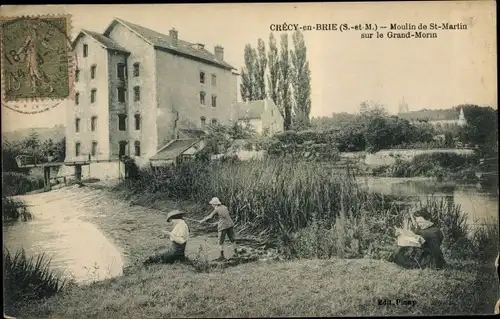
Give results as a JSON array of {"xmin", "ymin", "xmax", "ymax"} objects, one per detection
[
  {"xmin": 236, "ymin": 99, "xmax": 284, "ymax": 135},
  {"xmin": 150, "ymin": 138, "xmax": 206, "ymax": 167}
]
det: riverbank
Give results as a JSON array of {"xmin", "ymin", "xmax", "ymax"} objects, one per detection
[{"xmin": 7, "ymin": 184, "xmax": 498, "ymax": 317}]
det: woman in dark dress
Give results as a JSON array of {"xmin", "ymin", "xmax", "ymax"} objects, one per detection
[{"xmin": 390, "ymin": 208, "xmax": 447, "ymax": 270}]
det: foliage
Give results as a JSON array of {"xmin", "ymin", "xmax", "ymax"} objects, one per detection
[
  {"xmin": 4, "ymin": 248, "xmax": 68, "ymax": 310},
  {"xmin": 200, "ymin": 121, "xmax": 258, "ymax": 156},
  {"xmin": 290, "ymin": 30, "xmax": 312, "ymax": 129},
  {"xmin": 2, "ymin": 134, "xmax": 66, "ymax": 172},
  {"xmin": 458, "ymin": 104, "xmax": 498, "ymax": 155},
  {"xmin": 2, "ymin": 197, "xmax": 33, "ymax": 222},
  {"xmin": 372, "ymin": 152, "xmax": 479, "ymax": 180},
  {"xmin": 240, "ymin": 44, "xmax": 259, "ymax": 102},
  {"xmin": 278, "ymin": 33, "xmax": 293, "ymax": 131},
  {"xmin": 267, "ymin": 33, "xmax": 280, "ymax": 113},
  {"xmin": 2, "ymin": 171, "xmax": 45, "ymax": 196}
]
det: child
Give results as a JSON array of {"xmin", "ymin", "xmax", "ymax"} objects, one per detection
[
  {"xmin": 199, "ymin": 197, "xmax": 237, "ymax": 261},
  {"xmin": 143, "ymin": 210, "xmax": 190, "ymax": 265}
]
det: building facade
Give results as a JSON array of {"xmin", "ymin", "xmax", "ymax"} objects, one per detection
[
  {"xmin": 236, "ymin": 99, "xmax": 284, "ymax": 136},
  {"xmin": 65, "ymin": 18, "xmax": 238, "ymax": 172}
]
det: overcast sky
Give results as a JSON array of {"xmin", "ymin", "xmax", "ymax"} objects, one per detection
[{"xmin": 1, "ymin": 2, "xmax": 497, "ymax": 132}]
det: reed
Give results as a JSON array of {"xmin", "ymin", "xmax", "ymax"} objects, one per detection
[{"xmin": 3, "ymin": 248, "xmax": 67, "ymax": 308}]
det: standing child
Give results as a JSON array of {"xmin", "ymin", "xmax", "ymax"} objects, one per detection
[{"xmin": 199, "ymin": 197, "xmax": 237, "ymax": 261}]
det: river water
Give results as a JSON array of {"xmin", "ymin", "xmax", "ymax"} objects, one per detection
[
  {"xmin": 357, "ymin": 177, "xmax": 499, "ymax": 227},
  {"xmin": 3, "ymin": 187, "xmax": 124, "ymax": 285},
  {"xmin": 3, "ymin": 178, "xmax": 498, "ymax": 284}
]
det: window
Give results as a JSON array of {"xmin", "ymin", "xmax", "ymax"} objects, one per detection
[
  {"xmin": 200, "ymin": 91, "xmax": 206, "ymax": 105},
  {"xmin": 117, "ymin": 88, "xmax": 126, "ymax": 103},
  {"xmin": 200, "ymin": 116, "xmax": 206, "ymax": 129},
  {"xmin": 91, "ymin": 141, "xmax": 98, "ymax": 156},
  {"xmin": 83, "ymin": 44, "xmax": 88, "ymax": 57},
  {"xmin": 117, "ymin": 63, "xmax": 127, "ymax": 80},
  {"xmin": 134, "ymin": 141, "xmax": 141, "ymax": 156},
  {"xmin": 211, "ymin": 74, "xmax": 216, "ymax": 86},
  {"xmin": 134, "ymin": 114, "xmax": 141, "ymax": 130},
  {"xmin": 211, "ymin": 95, "xmax": 217, "ymax": 107},
  {"xmin": 91, "ymin": 89, "xmax": 97, "ymax": 103},
  {"xmin": 75, "ymin": 92, "xmax": 80, "ymax": 105},
  {"xmin": 118, "ymin": 114, "xmax": 127, "ymax": 131},
  {"xmin": 200, "ymin": 71, "xmax": 205, "ymax": 83},
  {"xmin": 90, "ymin": 65, "xmax": 96, "ymax": 79},
  {"xmin": 91, "ymin": 116, "xmax": 97, "ymax": 132},
  {"xmin": 119, "ymin": 141, "xmax": 127, "ymax": 157},
  {"xmin": 133, "ymin": 86, "xmax": 140, "ymax": 102},
  {"xmin": 211, "ymin": 118, "xmax": 217, "ymax": 125},
  {"xmin": 133, "ymin": 63, "xmax": 140, "ymax": 77},
  {"xmin": 75, "ymin": 118, "xmax": 80, "ymax": 133},
  {"xmin": 75, "ymin": 142, "xmax": 81, "ymax": 156},
  {"xmin": 75, "ymin": 69, "xmax": 80, "ymax": 82}
]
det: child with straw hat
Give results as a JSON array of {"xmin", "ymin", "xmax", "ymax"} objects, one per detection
[{"xmin": 199, "ymin": 197, "xmax": 238, "ymax": 261}]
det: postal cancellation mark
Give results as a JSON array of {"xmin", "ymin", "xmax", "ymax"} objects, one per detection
[{"xmin": 1, "ymin": 16, "xmax": 71, "ymax": 102}]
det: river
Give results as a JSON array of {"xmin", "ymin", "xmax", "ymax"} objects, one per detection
[
  {"xmin": 3, "ymin": 178, "xmax": 498, "ymax": 284},
  {"xmin": 3, "ymin": 187, "xmax": 124, "ymax": 285}
]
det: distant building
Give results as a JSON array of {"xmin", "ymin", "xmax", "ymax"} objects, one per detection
[
  {"xmin": 398, "ymin": 107, "xmax": 467, "ymax": 130},
  {"xmin": 236, "ymin": 99, "xmax": 284, "ymax": 135},
  {"xmin": 64, "ymin": 18, "xmax": 238, "ymax": 177}
]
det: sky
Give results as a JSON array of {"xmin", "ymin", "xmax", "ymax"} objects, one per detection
[{"xmin": 1, "ymin": 2, "xmax": 497, "ymax": 132}]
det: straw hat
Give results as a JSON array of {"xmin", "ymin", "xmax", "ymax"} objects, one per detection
[
  {"xmin": 166, "ymin": 210, "xmax": 185, "ymax": 222},
  {"xmin": 209, "ymin": 197, "xmax": 222, "ymax": 205}
]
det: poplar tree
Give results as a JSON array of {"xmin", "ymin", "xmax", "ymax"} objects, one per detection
[
  {"xmin": 240, "ymin": 44, "xmax": 259, "ymax": 101},
  {"xmin": 256, "ymin": 38, "xmax": 267, "ymax": 100},
  {"xmin": 278, "ymin": 33, "xmax": 292, "ymax": 131},
  {"xmin": 267, "ymin": 33, "xmax": 281, "ymax": 114},
  {"xmin": 290, "ymin": 30, "xmax": 311, "ymax": 129}
]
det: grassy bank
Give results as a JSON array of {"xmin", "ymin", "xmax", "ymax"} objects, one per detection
[
  {"xmin": 371, "ymin": 152, "xmax": 481, "ymax": 181},
  {"xmin": 12, "ymin": 257, "xmax": 497, "ymax": 317}
]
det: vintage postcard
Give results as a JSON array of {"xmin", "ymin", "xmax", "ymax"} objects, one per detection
[{"xmin": 1, "ymin": 2, "xmax": 498, "ymax": 318}]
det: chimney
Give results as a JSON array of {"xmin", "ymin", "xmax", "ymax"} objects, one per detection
[
  {"xmin": 169, "ymin": 28, "xmax": 178, "ymax": 46},
  {"xmin": 214, "ymin": 45, "xmax": 224, "ymax": 61}
]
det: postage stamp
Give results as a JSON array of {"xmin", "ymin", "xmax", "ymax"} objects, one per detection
[{"xmin": 0, "ymin": 14, "xmax": 75, "ymax": 110}]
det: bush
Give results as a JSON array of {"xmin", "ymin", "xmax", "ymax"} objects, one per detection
[
  {"xmin": 4, "ymin": 248, "xmax": 68, "ymax": 309},
  {"xmin": 2, "ymin": 197, "xmax": 33, "ymax": 222},
  {"xmin": 2, "ymin": 171, "xmax": 45, "ymax": 196}
]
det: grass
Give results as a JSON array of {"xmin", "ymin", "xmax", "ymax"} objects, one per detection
[
  {"xmin": 12, "ymin": 258, "xmax": 497, "ymax": 317},
  {"xmin": 3, "ymin": 248, "xmax": 69, "ymax": 313}
]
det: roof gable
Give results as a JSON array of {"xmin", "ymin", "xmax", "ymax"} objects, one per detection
[
  {"xmin": 103, "ymin": 18, "xmax": 236, "ymax": 70},
  {"xmin": 150, "ymin": 138, "xmax": 201, "ymax": 161},
  {"xmin": 72, "ymin": 30, "xmax": 130, "ymax": 54}
]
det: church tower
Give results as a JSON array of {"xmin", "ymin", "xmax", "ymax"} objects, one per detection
[{"xmin": 398, "ymin": 96, "xmax": 409, "ymax": 114}]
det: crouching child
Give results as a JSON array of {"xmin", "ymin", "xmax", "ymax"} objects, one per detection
[{"xmin": 143, "ymin": 210, "xmax": 190, "ymax": 265}]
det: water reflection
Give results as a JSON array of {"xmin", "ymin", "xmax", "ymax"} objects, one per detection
[
  {"xmin": 357, "ymin": 177, "xmax": 499, "ymax": 227},
  {"xmin": 3, "ymin": 191, "xmax": 124, "ymax": 285}
]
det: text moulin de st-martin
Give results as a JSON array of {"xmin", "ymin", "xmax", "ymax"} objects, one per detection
[{"xmin": 390, "ymin": 22, "xmax": 468, "ymax": 30}]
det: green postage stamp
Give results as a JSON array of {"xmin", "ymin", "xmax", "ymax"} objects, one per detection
[{"xmin": 1, "ymin": 15, "xmax": 74, "ymax": 103}]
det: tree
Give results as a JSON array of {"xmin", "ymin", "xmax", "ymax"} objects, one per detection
[
  {"xmin": 240, "ymin": 44, "xmax": 259, "ymax": 102},
  {"xmin": 256, "ymin": 38, "xmax": 267, "ymax": 100},
  {"xmin": 290, "ymin": 30, "xmax": 311, "ymax": 129},
  {"xmin": 267, "ymin": 33, "xmax": 280, "ymax": 111},
  {"xmin": 458, "ymin": 104, "xmax": 497, "ymax": 151},
  {"xmin": 278, "ymin": 33, "xmax": 292, "ymax": 131}
]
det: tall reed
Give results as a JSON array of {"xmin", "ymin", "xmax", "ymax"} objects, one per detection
[{"xmin": 4, "ymin": 248, "xmax": 67, "ymax": 307}]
